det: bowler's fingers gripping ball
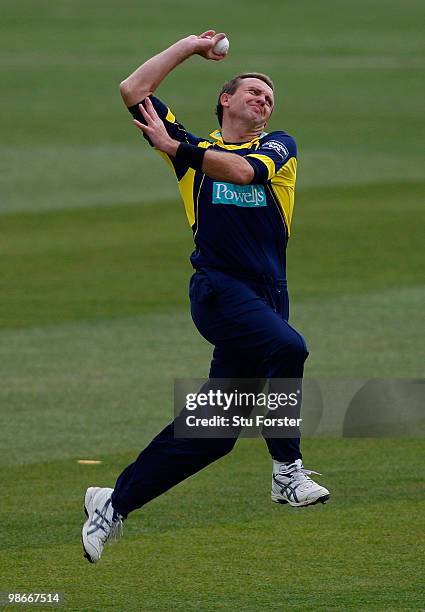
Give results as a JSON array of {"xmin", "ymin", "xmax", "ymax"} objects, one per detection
[{"xmin": 213, "ymin": 36, "xmax": 230, "ymax": 55}]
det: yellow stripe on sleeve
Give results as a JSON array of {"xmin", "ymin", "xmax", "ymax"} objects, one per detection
[
  {"xmin": 269, "ymin": 157, "xmax": 297, "ymax": 235},
  {"xmin": 178, "ymin": 168, "xmax": 196, "ymax": 227},
  {"xmin": 246, "ymin": 153, "xmax": 276, "ymax": 180},
  {"xmin": 165, "ymin": 108, "xmax": 176, "ymax": 124},
  {"xmin": 177, "ymin": 141, "xmax": 212, "ymax": 227}
]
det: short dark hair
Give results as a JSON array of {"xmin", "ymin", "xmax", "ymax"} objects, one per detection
[{"xmin": 215, "ymin": 72, "xmax": 274, "ymax": 127}]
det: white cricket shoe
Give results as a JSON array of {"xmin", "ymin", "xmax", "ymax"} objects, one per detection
[
  {"xmin": 82, "ymin": 487, "xmax": 123, "ymax": 564},
  {"xmin": 271, "ymin": 459, "xmax": 330, "ymax": 507}
]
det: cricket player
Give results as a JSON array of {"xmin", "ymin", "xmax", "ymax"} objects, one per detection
[{"xmin": 82, "ymin": 30, "xmax": 330, "ymax": 564}]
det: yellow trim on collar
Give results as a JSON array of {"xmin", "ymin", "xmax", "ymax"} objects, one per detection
[
  {"xmin": 209, "ymin": 130, "xmax": 268, "ymax": 149},
  {"xmin": 209, "ymin": 130, "xmax": 223, "ymax": 141}
]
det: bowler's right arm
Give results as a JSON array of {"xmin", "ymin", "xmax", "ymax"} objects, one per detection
[{"xmin": 119, "ymin": 31, "xmax": 227, "ymax": 106}]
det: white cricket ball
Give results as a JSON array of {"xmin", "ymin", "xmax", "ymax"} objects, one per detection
[{"xmin": 213, "ymin": 36, "xmax": 229, "ymax": 55}]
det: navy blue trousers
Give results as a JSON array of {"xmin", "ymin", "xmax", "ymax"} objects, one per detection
[{"xmin": 112, "ymin": 269, "xmax": 308, "ymax": 518}]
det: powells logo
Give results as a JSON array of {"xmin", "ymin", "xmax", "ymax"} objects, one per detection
[
  {"xmin": 262, "ymin": 140, "xmax": 289, "ymax": 160},
  {"xmin": 212, "ymin": 182, "xmax": 267, "ymax": 207}
]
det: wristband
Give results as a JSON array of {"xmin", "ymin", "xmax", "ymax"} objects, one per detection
[{"xmin": 175, "ymin": 143, "xmax": 206, "ymax": 171}]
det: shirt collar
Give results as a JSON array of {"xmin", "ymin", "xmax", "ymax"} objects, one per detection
[{"xmin": 209, "ymin": 130, "xmax": 268, "ymax": 144}]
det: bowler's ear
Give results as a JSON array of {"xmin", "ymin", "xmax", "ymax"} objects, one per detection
[{"xmin": 220, "ymin": 92, "xmax": 231, "ymax": 108}]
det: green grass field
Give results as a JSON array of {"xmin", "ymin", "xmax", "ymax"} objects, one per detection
[{"xmin": 1, "ymin": 0, "xmax": 424, "ymax": 610}]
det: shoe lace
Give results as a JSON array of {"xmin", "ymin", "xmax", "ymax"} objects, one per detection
[
  {"xmin": 108, "ymin": 515, "xmax": 123, "ymax": 544},
  {"xmin": 98, "ymin": 515, "xmax": 123, "ymax": 546},
  {"xmin": 278, "ymin": 463, "xmax": 322, "ymax": 483}
]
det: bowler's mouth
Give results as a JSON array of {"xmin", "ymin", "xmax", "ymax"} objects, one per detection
[{"xmin": 250, "ymin": 105, "xmax": 264, "ymax": 114}]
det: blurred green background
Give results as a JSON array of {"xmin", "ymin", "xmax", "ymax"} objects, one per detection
[{"xmin": 1, "ymin": 0, "xmax": 424, "ymax": 609}]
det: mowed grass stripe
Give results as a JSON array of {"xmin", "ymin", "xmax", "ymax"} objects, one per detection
[
  {"xmin": 1, "ymin": 145, "xmax": 423, "ymax": 215},
  {"xmin": 1, "ymin": 440, "xmax": 424, "ymax": 610},
  {"xmin": 1, "ymin": 517, "xmax": 423, "ymax": 611},
  {"xmin": 0, "ymin": 284, "xmax": 424, "ymax": 466},
  {"xmin": 0, "ymin": 180, "xmax": 424, "ymax": 328},
  {"xmin": 1, "ymin": 1, "xmax": 423, "ymax": 219},
  {"xmin": 0, "ymin": 145, "xmax": 177, "ymax": 214}
]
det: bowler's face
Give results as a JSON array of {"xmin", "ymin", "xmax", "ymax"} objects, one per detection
[{"xmin": 224, "ymin": 78, "xmax": 274, "ymax": 128}]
